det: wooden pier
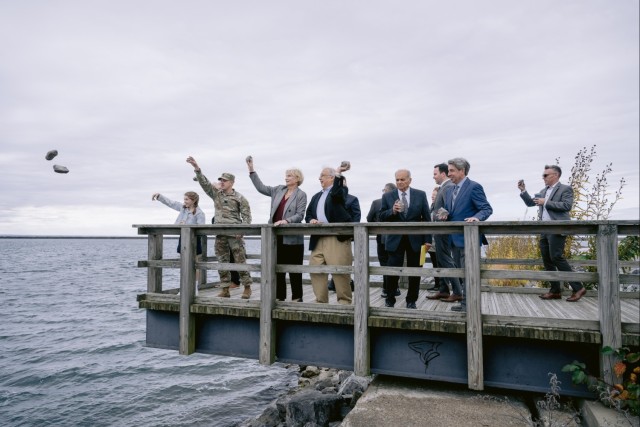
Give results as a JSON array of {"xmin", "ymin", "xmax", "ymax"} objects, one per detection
[{"xmin": 134, "ymin": 221, "xmax": 639, "ymax": 397}]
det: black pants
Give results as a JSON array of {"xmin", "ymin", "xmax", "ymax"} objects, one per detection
[
  {"xmin": 376, "ymin": 235, "xmax": 389, "ymax": 288},
  {"xmin": 540, "ymin": 234, "xmax": 582, "ymax": 293},
  {"xmin": 386, "ymin": 236, "xmax": 421, "ymax": 304},
  {"xmin": 277, "ymin": 237, "xmax": 304, "ymax": 301}
]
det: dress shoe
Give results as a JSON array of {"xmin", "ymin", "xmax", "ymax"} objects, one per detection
[
  {"xmin": 441, "ymin": 295, "xmax": 463, "ymax": 303},
  {"xmin": 384, "ymin": 300, "xmax": 395, "ymax": 308},
  {"xmin": 381, "ymin": 289, "xmax": 388, "ymax": 298},
  {"xmin": 426, "ymin": 292, "xmax": 450, "ymax": 300},
  {"xmin": 406, "ymin": 302, "xmax": 417, "ymax": 309},
  {"xmin": 450, "ymin": 304, "xmax": 466, "ymax": 312},
  {"xmin": 539, "ymin": 292, "xmax": 562, "ymax": 300},
  {"xmin": 566, "ymin": 287, "xmax": 586, "ymax": 302},
  {"xmin": 394, "ymin": 289, "xmax": 401, "ymax": 296}
]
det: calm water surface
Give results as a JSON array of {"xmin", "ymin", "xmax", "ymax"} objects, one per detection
[{"xmin": 0, "ymin": 238, "xmax": 297, "ymax": 427}]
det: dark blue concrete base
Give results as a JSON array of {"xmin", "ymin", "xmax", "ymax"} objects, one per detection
[
  {"xmin": 196, "ymin": 315, "xmax": 259, "ymax": 359},
  {"xmin": 276, "ymin": 320, "xmax": 354, "ymax": 370}
]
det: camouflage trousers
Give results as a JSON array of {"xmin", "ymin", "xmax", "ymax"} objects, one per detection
[{"xmin": 215, "ymin": 235, "xmax": 252, "ymax": 287}]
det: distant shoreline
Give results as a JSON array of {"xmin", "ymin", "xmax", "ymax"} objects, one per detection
[{"xmin": 0, "ymin": 235, "xmax": 151, "ymax": 239}]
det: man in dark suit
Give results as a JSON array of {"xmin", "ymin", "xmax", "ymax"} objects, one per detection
[
  {"xmin": 426, "ymin": 163, "xmax": 463, "ymax": 302},
  {"xmin": 306, "ymin": 164, "xmax": 353, "ymax": 304},
  {"xmin": 442, "ymin": 158, "xmax": 493, "ymax": 312},
  {"xmin": 367, "ymin": 183, "xmax": 397, "ymax": 298},
  {"xmin": 380, "ymin": 169, "xmax": 432, "ymax": 309},
  {"xmin": 518, "ymin": 165, "xmax": 586, "ymax": 302}
]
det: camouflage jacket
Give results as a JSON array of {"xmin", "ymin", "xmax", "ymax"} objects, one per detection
[{"xmin": 195, "ymin": 170, "xmax": 252, "ymax": 224}]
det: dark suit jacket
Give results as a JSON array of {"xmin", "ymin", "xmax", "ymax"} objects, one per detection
[
  {"xmin": 345, "ymin": 194, "xmax": 361, "ymax": 222},
  {"xmin": 520, "ymin": 183, "xmax": 573, "ymax": 220},
  {"xmin": 367, "ymin": 199, "xmax": 382, "ymax": 223},
  {"xmin": 305, "ymin": 175, "xmax": 352, "ymax": 250},
  {"xmin": 379, "ymin": 187, "xmax": 432, "ymax": 252},
  {"xmin": 443, "ymin": 178, "xmax": 493, "ymax": 248}
]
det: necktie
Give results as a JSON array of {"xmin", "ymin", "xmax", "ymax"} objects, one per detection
[
  {"xmin": 452, "ymin": 185, "xmax": 460, "ymax": 208},
  {"xmin": 401, "ymin": 192, "xmax": 408, "ymax": 213}
]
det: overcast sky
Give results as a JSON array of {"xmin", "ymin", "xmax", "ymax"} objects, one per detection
[{"xmin": 1, "ymin": 0, "xmax": 638, "ymax": 236}]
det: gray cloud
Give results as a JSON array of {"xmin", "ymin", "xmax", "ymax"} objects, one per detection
[{"xmin": 0, "ymin": 0, "xmax": 637, "ymax": 235}]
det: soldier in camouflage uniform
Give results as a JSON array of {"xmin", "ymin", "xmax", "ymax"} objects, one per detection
[{"xmin": 187, "ymin": 156, "xmax": 253, "ymax": 299}]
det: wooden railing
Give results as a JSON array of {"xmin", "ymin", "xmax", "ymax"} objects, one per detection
[{"xmin": 135, "ymin": 220, "xmax": 639, "ymax": 390}]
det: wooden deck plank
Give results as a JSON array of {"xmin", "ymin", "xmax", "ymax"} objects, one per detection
[{"xmin": 187, "ymin": 283, "xmax": 640, "ymax": 322}]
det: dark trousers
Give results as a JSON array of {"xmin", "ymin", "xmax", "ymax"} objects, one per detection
[
  {"xmin": 427, "ymin": 250, "xmax": 441, "ymax": 289},
  {"xmin": 434, "ymin": 234, "xmax": 462, "ymax": 295},
  {"xmin": 277, "ymin": 237, "xmax": 304, "ymax": 301},
  {"xmin": 376, "ymin": 236, "xmax": 389, "ymax": 289},
  {"xmin": 540, "ymin": 233, "xmax": 582, "ymax": 293},
  {"xmin": 386, "ymin": 236, "xmax": 421, "ymax": 304}
]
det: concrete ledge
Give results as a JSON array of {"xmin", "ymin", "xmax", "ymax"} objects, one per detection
[
  {"xmin": 580, "ymin": 399, "xmax": 639, "ymax": 427},
  {"xmin": 342, "ymin": 376, "xmax": 532, "ymax": 427}
]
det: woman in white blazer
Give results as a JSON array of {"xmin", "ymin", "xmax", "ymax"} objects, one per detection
[{"xmin": 247, "ymin": 157, "xmax": 307, "ymax": 301}]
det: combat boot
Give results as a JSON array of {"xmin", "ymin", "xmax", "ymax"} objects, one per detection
[
  {"xmin": 217, "ymin": 287, "xmax": 230, "ymax": 298},
  {"xmin": 241, "ymin": 286, "xmax": 252, "ymax": 299}
]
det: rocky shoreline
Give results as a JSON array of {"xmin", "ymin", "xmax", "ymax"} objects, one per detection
[{"xmin": 238, "ymin": 365, "xmax": 371, "ymax": 427}]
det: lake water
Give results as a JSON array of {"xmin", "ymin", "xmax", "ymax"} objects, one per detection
[{"xmin": 0, "ymin": 238, "xmax": 298, "ymax": 427}]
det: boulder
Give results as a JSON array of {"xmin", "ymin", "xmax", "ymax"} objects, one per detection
[
  {"xmin": 53, "ymin": 165, "xmax": 69, "ymax": 174},
  {"xmin": 337, "ymin": 374, "xmax": 371, "ymax": 397},
  {"xmin": 285, "ymin": 389, "xmax": 342, "ymax": 427},
  {"xmin": 45, "ymin": 150, "xmax": 58, "ymax": 160}
]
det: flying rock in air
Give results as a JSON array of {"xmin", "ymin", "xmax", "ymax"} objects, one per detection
[
  {"xmin": 45, "ymin": 150, "xmax": 58, "ymax": 160},
  {"xmin": 53, "ymin": 165, "xmax": 69, "ymax": 174}
]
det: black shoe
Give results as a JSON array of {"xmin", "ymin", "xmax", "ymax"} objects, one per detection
[
  {"xmin": 450, "ymin": 304, "xmax": 466, "ymax": 312},
  {"xmin": 394, "ymin": 289, "xmax": 401, "ymax": 296},
  {"xmin": 406, "ymin": 302, "xmax": 417, "ymax": 309},
  {"xmin": 381, "ymin": 289, "xmax": 388, "ymax": 298},
  {"xmin": 384, "ymin": 300, "xmax": 395, "ymax": 308}
]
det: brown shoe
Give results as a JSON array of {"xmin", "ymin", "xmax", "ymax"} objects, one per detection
[
  {"xmin": 241, "ymin": 286, "xmax": 252, "ymax": 299},
  {"xmin": 539, "ymin": 292, "xmax": 561, "ymax": 300},
  {"xmin": 426, "ymin": 292, "xmax": 450, "ymax": 300},
  {"xmin": 566, "ymin": 288, "xmax": 586, "ymax": 302},
  {"xmin": 442, "ymin": 295, "xmax": 463, "ymax": 302},
  {"xmin": 217, "ymin": 287, "xmax": 230, "ymax": 298}
]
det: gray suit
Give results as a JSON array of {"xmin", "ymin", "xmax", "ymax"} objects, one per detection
[
  {"xmin": 519, "ymin": 182, "xmax": 582, "ymax": 294},
  {"xmin": 249, "ymin": 172, "xmax": 307, "ymax": 245},
  {"xmin": 520, "ymin": 183, "xmax": 572, "ymax": 220},
  {"xmin": 432, "ymin": 180, "xmax": 462, "ymax": 296}
]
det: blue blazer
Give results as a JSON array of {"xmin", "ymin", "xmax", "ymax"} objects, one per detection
[
  {"xmin": 443, "ymin": 179, "xmax": 493, "ymax": 248},
  {"xmin": 379, "ymin": 187, "xmax": 432, "ymax": 252}
]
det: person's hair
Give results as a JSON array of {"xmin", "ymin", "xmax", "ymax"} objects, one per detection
[
  {"xmin": 395, "ymin": 169, "xmax": 411, "ymax": 178},
  {"xmin": 544, "ymin": 164, "xmax": 562, "ymax": 177},
  {"xmin": 384, "ymin": 183, "xmax": 397, "ymax": 192},
  {"xmin": 322, "ymin": 167, "xmax": 336, "ymax": 178},
  {"xmin": 184, "ymin": 191, "xmax": 199, "ymax": 208},
  {"xmin": 434, "ymin": 163, "xmax": 448, "ymax": 174},
  {"xmin": 447, "ymin": 157, "xmax": 470, "ymax": 175},
  {"xmin": 286, "ymin": 168, "xmax": 304, "ymax": 186}
]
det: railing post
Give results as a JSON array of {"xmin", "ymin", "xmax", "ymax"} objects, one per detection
[
  {"xmin": 179, "ymin": 226, "xmax": 196, "ymax": 355},
  {"xmin": 354, "ymin": 224, "xmax": 370, "ymax": 376},
  {"xmin": 597, "ymin": 223, "xmax": 621, "ymax": 385},
  {"xmin": 259, "ymin": 225, "xmax": 277, "ymax": 365},
  {"xmin": 199, "ymin": 234, "xmax": 207, "ymax": 288},
  {"xmin": 147, "ymin": 233, "xmax": 163, "ymax": 293},
  {"xmin": 464, "ymin": 224, "xmax": 483, "ymax": 390}
]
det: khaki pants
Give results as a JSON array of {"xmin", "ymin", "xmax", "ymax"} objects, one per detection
[{"xmin": 310, "ymin": 236, "xmax": 353, "ymax": 304}]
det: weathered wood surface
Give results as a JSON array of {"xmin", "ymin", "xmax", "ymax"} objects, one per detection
[
  {"xmin": 353, "ymin": 226, "xmax": 370, "ymax": 376},
  {"xmin": 138, "ymin": 284, "xmax": 639, "ymax": 342},
  {"xmin": 259, "ymin": 226, "xmax": 277, "ymax": 365},
  {"xmin": 178, "ymin": 228, "xmax": 196, "ymax": 355},
  {"xmin": 465, "ymin": 225, "xmax": 483, "ymax": 391}
]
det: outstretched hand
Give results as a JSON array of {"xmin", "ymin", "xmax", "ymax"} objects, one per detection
[
  {"xmin": 152, "ymin": 193, "xmax": 160, "ymax": 201},
  {"xmin": 246, "ymin": 155, "xmax": 254, "ymax": 172},
  {"xmin": 186, "ymin": 156, "xmax": 199, "ymax": 170}
]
